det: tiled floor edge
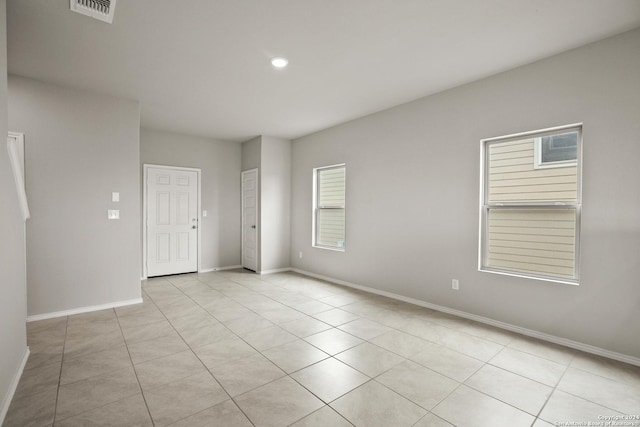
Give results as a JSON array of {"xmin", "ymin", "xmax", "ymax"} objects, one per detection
[{"xmin": 291, "ymin": 268, "xmax": 640, "ymax": 368}]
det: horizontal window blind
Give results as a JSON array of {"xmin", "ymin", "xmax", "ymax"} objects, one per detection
[
  {"xmin": 487, "ymin": 208, "xmax": 576, "ymax": 278},
  {"xmin": 315, "ymin": 165, "xmax": 346, "ymax": 249},
  {"xmin": 488, "ymin": 139, "xmax": 577, "ymax": 202}
]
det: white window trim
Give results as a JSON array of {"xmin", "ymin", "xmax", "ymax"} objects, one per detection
[
  {"xmin": 312, "ymin": 163, "xmax": 346, "ymax": 252},
  {"xmin": 478, "ymin": 123, "xmax": 582, "ymax": 285}
]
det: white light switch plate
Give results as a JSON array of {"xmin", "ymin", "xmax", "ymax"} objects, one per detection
[
  {"xmin": 112, "ymin": 192, "xmax": 120, "ymax": 202},
  {"xmin": 108, "ymin": 209, "xmax": 120, "ymax": 220},
  {"xmin": 203, "ymin": 210, "xmax": 208, "ymax": 217}
]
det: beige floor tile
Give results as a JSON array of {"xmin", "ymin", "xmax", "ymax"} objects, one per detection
[
  {"xmin": 370, "ymin": 330, "xmax": 428, "ymax": 358},
  {"xmin": 66, "ymin": 309, "xmax": 117, "ymax": 325},
  {"xmin": 464, "ymin": 364, "xmax": 552, "ymax": 415},
  {"xmin": 409, "ymin": 341, "xmax": 484, "ymax": 383},
  {"xmin": 438, "ymin": 329, "xmax": 504, "ymax": 362},
  {"xmin": 413, "ymin": 413, "xmax": 455, "ymax": 427},
  {"xmin": 337, "ymin": 318, "xmax": 391, "ymax": 340},
  {"xmin": 14, "ymin": 361, "xmax": 61, "ymax": 399},
  {"xmin": 61, "ymin": 345, "xmax": 131, "ymax": 385},
  {"xmin": 293, "ymin": 300, "xmax": 335, "ymax": 315},
  {"xmin": 239, "ymin": 325, "xmax": 298, "ymax": 351},
  {"xmin": 24, "ymin": 348, "xmax": 64, "ymax": 372},
  {"xmin": 570, "ymin": 352, "xmax": 640, "ymax": 388},
  {"xmin": 116, "ymin": 310, "xmax": 167, "ymax": 329},
  {"xmin": 223, "ymin": 313, "xmax": 274, "ymax": 335},
  {"xmin": 210, "ymin": 353, "xmax": 285, "ymax": 396},
  {"xmin": 257, "ymin": 306, "xmax": 307, "ymax": 324},
  {"xmin": 121, "ymin": 319, "xmax": 175, "ymax": 344},
  {"xmin": 169, "ymin": 399, "xmax": 252, "ymax": 427},
  {"xmin": 318, "ymin": 293, "xmax": 362, "ymax": 307},
  {"xmin": 335, "ymin": 342, "xmax": 405, "ymax": 377},
  {"xmin": 56, "ymin": 366, "xmax": 141, "ymax": 421},
  {"xmin": 128, "ymin": 332, "xmax": 188, "ymax": 365},
  {"xmin": 262, "ymin": 339, "xmax": 329, "ymax": 374},
  {"xmin": 304, "ymin": 329, "xmax": 363, "ymax": 355},
  {"xmin": 178, "ymin": 323, "xmax": 235, "ymax": 348},
  {"xmin": 54, "ymin": 393, "xmax": 153, "ymax": 427},
  {"xmin": 4, "ymin": 386, "xmax": 57, "ymax": 427},
  {"xmin": 234, "ymin": 376, "xmax": 324, "ymax": 427},
  {"xmin": 291, "ymin": 357, "xmax": 369, "ymax": 403},
  {"xmin": 166, "ymin": 308, "xmax": 219, "ymax": 332},
  {"xmin": 432, "ymin": 385, "xmax": 534, "ymax": 427},
  {"xmin": 280, "ymin": 316, "xmax": 333, "ymax": 338},
  {"xmin": 377, "ymin": 360, "xmax": 458, "ymax": 410},
  {"xmin": 490, "ymin": 347, "xmax": 566, "ymax": 386},
  {"xmin": 192, "ymin": 335, "xmax": 258, "ymax": 368},
  {"xmin": 135, "ymin": 350, "xmax": 205, "ymax": 391},
  {"xmin": 63, "ymin": 321, "xmax": 125, "ymax": 360},
  {"xmin": 209, "ymin": 306, "xmax": 255, "ymax": 323},
  {"xmin": 557, "ymin": 367, "xmax": 640, "ymax": 414},
  {"xmin": 331, "ymin": 380, "xmax": 426, "ymax": 427},
  {"xmin": 455, "ymin": 320, "xmax": 516, "ymax": 346},
  {"xmin": 312, "ymin": 308, "xmax": 359, "ymax": 326},
  {"xmin": 144, "ymin": 372, "xmax": 229, "ymax": 426},
  {"xmin": 532, "ymin": 419, "xmax": 555, "ymax": 427},
  {"xmin": 539, "ymin": 389, "xmax": 624, "ymax": 425},
  {"xmin": 508, "ymin": 336, "xmax": 576, "ymax": 365},
  {"xmin": 291, "ymin": 405, "xmax": 352, "ymax": 427}
]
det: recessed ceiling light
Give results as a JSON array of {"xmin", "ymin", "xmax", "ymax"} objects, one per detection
[{"xmin": 271, "ymin": 57, "xmax": 288, "ymax": 68}]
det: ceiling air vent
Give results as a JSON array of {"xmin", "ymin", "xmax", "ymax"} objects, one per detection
[{"xmin": 70, "ymin": 0, "xmax": 116, "ymax": 24}]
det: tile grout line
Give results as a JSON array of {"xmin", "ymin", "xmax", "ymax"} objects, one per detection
[
  {"xmin": 51, "ymin": 315, "xmax": 69, "ymax": 426},
  {"xmin": 531, "ymin": 353, "xmax": 573, "ymax": 426},
  {"xmin": 113, "ymin": 304, "xmax": 158, "ymax": 427}
]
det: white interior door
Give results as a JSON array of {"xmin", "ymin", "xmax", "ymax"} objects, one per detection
[
  {"xmin": 242, "ymin": 169, "xmax": 258, "ymax": 272},
  {"xmin": 146, "ymin": 166, "xmax": 198, "ymax": 277}
]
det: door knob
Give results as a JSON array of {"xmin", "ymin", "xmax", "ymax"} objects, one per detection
[
  {"xmin": 251, "ymin": 225, "xmax": 256, "ymax": 229},
  {"xmin": 192, "ymin": 225, "xmax": 197, "ymax": 229}
]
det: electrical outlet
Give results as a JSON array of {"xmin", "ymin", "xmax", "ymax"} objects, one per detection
[
  {"xmin": 452, "ymin": 279, "xmax": 459, "ymax": 290},
  {"xmin": 299, "ymin": 251, "xmax": 303, "ymax": 259}
]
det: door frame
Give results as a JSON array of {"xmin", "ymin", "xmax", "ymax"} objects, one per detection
[
  {"xmin": 241, "ymin": 168, "xmax": 259, "ymax": 271},
  {"xmin": 142, "ymin": 164, "xmax": 202, "ymax": 279}
]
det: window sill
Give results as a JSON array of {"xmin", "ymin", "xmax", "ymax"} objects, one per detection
[
  {"xmin": 479, "ymin": 267, "xmax": 579, "ymax": 286},
  {"xmin": 313, "ymin": 245, "xmax": 345, "ymax": 253}
]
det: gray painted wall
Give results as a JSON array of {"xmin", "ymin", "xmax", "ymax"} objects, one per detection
[
  {"xmin": 9, "ymin": 75, "xmax": 141, "ymax": 317},
  {"xmin": 0, "ymin": 0, "xmax": 28, "ymax": 417},
  {"xmin": 241, "ymin": 136, "xmax": 291, "ymax": 272},
  {"xmin": 140, "ymin": 128, "xmax": 242, "ymax": 271},
  {"xmin": 290, "ymin": 29, "xmax": 640, "ymax": 358},
  {"xmin": 261, "ymin": 136, "xmax": 291, "ymax": 272}
]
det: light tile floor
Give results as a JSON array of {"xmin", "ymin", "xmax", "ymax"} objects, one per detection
[{"xmin": 5, "ymin": 270, "xmax": 640, "ymax": 426}]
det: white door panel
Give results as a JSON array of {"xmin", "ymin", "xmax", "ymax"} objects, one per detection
[
  {"xmin": 147, "ymin": 167, "xmax": 198, "ymax": 277},
  {"xmin": 242, "ymin": 169, "xmax": 258, "ymax": 271}
]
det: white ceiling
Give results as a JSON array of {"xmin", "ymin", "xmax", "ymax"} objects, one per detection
[{"xmin": 7, "ymin": 0, "xmax": 640, "ymax": 142}]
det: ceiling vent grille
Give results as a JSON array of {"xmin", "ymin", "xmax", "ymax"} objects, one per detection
[{"xmin": 70, "ymin": 0, "xmax": 116, "ymax": 24}]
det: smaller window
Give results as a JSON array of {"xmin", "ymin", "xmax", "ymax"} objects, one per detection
[
  {"xmin": 534, "ymin": 131, "xmax": 578, "ymax": 169},
  {"xmin": 313, "ymin": 164, "xmax": 346, "ymax": 251}
]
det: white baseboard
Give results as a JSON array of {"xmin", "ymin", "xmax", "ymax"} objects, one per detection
[
  {"xmin": 26, "ymin": 298, "xmax": 143, "ymax": 322},
  {"xmin": 259, "ymin": 267, "xmax": 292, "ymax": 275},
  {"xmin": 199, "ymin": 265, "xmax": 242, "ymax": 273},
  {"xmin": 0, "ymin": 347, "xmax": 30, "ymax": 425},
  {"xmin": 291, "ymin": 268, "xmax": 640, "ymax": 367}
]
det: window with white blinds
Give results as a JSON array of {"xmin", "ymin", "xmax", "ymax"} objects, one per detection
[
  {"xmin": 313, "ymin": 164, "xmax": 346, "ymax": 250},
  {"xmin": 480, "ymin": 125, "xmax": 582, "ymax": 284}
]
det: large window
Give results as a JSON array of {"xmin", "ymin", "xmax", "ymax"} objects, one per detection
[
  {"xmin": 480, "ymin": 125, "xmax": 582, "ymax": 284},
  {"xmin": 313, "ymin": 164, "xmax": 346, "ymax": 250}
]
